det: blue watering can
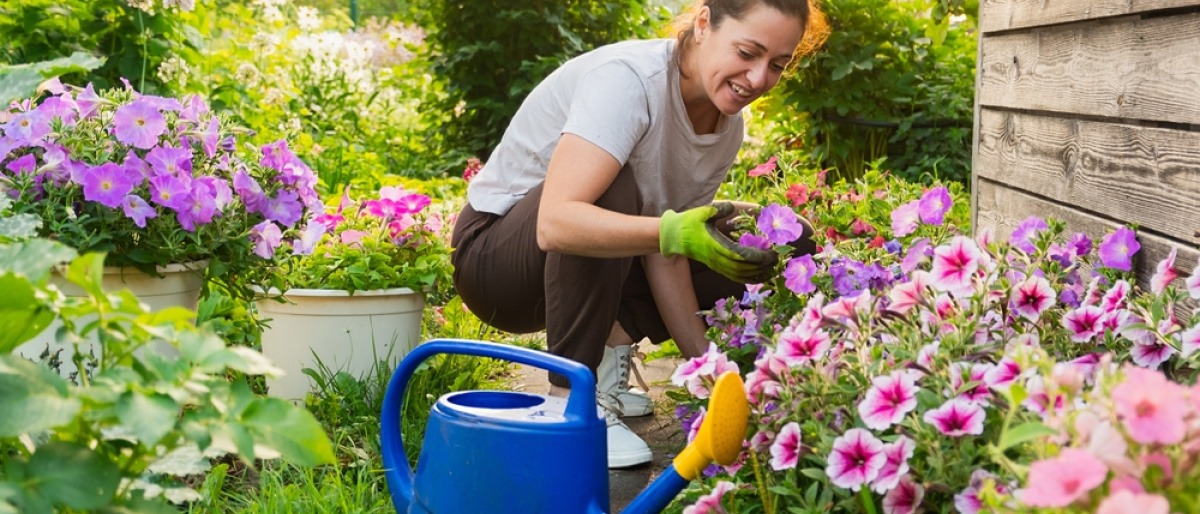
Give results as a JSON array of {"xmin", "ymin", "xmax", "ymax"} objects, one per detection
[{"xmin": 380, "ymin": 338, "xmax": 749, "ymax": 514}]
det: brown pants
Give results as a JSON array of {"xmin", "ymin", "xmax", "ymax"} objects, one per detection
[{"xmin": 450, "ymin": 170, "xmax": 744, "ymax": 386}]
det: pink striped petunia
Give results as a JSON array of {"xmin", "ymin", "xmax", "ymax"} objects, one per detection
[
  {"xmin": 929, "ymin": 236, "xmax": 983, "ymax": 296},
  {"xmin": 882, "ymin": 476, "xmax": 924, "ymax": 514},
  {"xmin": 1062, "ymin": 305, "xmax": 1105, "ymax": 342},
  {"xmin": 1150, "ymin": 248, "xmax": 1178, "ymax": 295},
  {"xmin": 825, "ymin": 428, "xmax": 886, "ymax": 491},
  {"xmin": 923, "ymin": 398, "xmax": 985, "ymax": 437},
  {"xmin": 776, "ymin": 325, "xmax": 832, "ymax": 366},
  {"xmin": 1186, "ymin": 256, "xmax": 1200, "ymax": 299},
  {"xmin": 1009, "ymin": 275, "xmax": 1056, "ymax": 321},
  {"xmin": 887, "ymin": 271, "xmax": 929, "ymax": 314},
  {"xmin": 871, "ymin": 436, "xmax": 916, "ymax": 493},
  {"xmin": 769, "ymin": 422, "xmax": 803, "ymax": 470},
  {"xmin": 858, "ymin": 372, "xmax": 920, "ymax": 430}
]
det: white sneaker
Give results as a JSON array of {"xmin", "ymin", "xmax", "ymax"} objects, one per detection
[
  {"xmin": 596, "ymin": 345, "xmax": 654, "ymax": 417},
  {"xmin": 599, "ymin": 400, "xmax": 652, "ymax": 468}
]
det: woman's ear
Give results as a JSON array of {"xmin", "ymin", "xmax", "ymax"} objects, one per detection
[{"xmin": 694, "ymin": 6, "xmax": 711, "ymax": 43}]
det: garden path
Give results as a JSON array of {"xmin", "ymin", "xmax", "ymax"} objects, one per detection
[{"xmin": 508, "ymin": 341, "xmax": 686, "ymax": 512}]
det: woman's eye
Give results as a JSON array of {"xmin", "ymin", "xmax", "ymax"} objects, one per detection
[
  {"xmin": 737, "ymin": 49, "xmax": 754, "ymax": 59},
  {"xmin": 770, "ymin": 63, "xmax": 787, "ymax": 72}
]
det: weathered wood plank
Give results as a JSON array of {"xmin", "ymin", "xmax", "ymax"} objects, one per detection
[
  {"xmin": 980, "ymin": 0, "xmax": 1200, "ymax": 33},
  {"xmin": 975, "ymin": 180, "xmax": 1200, "ymax": 292},
  {"xmin": 975, "ymin": 109, "xmax": 1200, "ymax": 244},
  {"xmin": 978, "ymin": 13, "xmax": 1200, "ymax": 125}
]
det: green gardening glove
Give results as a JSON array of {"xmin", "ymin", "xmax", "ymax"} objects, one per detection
[{"xmin": 660, "ymin": 202, "xmax": 777, "ymax": 284}]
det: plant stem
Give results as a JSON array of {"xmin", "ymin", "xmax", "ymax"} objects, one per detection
[
  {"xmin": 748, "ymin": 449, "xmax": 773, "ymax": 514},
  {"xmin": 859, "ymin": 487, "xmax": 877, "ymax": 514}
]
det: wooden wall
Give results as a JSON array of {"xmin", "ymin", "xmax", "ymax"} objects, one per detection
[{"xmin": 973, "ymin": 0, "xmax": 1200, "ymax": 287}]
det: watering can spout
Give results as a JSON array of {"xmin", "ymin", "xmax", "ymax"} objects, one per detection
[{"xmin": 621, "ymin": 372, "xmax": 749, "ymax": 514}]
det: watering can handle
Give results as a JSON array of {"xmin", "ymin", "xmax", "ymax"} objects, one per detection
[{"xmin": 380, "ymin": 338, "xmax": 599, "ymax": 510}]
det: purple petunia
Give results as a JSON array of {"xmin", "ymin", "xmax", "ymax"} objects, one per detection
[
  {"xmin": 249, "ymin": 220, "xmax": 284, "ymax": 259},
  {"xmin": 1097, "ymin": 226, "xmax": 1140, "ymax": 271},
  {"xmin": 232, "ymin": 169, "xmax": 267, "ymax": 213},
  {"xmin": 80, "ymin": 163, "xmax": 138, "ymax": 208},
  {"xmin": 146, "ymin": 145, "xmax": 194, "ymax": 177},
  {"xmin": 121, "ymin": 194, "xmax": 157, "ymax": 228},
  {"xmin": 3, "ymin": 110, "xmax": 51, "ymax": 146},
  {"xmin": 890, "ymin": 201, "xmax": 920, "ymax": 237},
  {"xmin": 757, "ymin": 204, "xmax": 805, "ymax": 245},
  {"xmin": 149, "ymin": 174, "xmax": 193, "ymax": 212},
  {"xmin": 5, "ymin": 153, "xmax": 37, "ymax": 176},
  {"xmin": 782, "ymin": 254, "xmax": 817, "ymax": 295},
  {"xmin": 264, "ymin": 190, "xmax": 304, "ymax": 227},
  {"xmin": 1010, "ymin": 216, "xmax": 1048, "ymax": 253},
  {"xmin": 917, "ymin": 186, "xmax": 952, "ymax": 225},
  {"xmin": 112, "ymin": 99, "xmax": 167, "ymax": 149}
]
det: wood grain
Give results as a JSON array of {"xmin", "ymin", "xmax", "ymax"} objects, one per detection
[
  {"xmin": 978, "ymin": 13, "xmax": 1200, "ymax": 125},
  {"xmin": 980, "ymin": 0, "xmax": 1200, "ymax": 33},
  {"xmin": 975, "ymin": 109, "xmax": 1200, "ymax": 244}
]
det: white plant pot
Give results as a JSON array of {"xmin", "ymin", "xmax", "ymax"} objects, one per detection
[
  {"xmin": 15, "ymin": 262, "xmax": 206, "ymax": 375},
  {"xmin": 256, "ymin": 287, "xmax": 424, "ymax": 401}
]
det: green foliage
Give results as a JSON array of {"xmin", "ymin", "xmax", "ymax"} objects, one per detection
[
  {"xmin": 419, "ymin": 0, "xmax": 669, "ymax": 161},
  {"xmin": 762, "ymin": 0, "xmax": 977, "ymax": 185},
  {"xmin": 0, "ymin": 0, "xmax": 205, "ymax": 95},
  {"xmin": 0, "ymin": 52, "xmax": 104, "ymax": 105},
  {"xmin": 0, "ymin": 240, "xmax": 335, "ymax": 512}
]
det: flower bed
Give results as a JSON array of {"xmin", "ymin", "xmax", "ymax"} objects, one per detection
[{"xmin": 671, "ymin": 158, "xmax": 1200, "ymax": 513}]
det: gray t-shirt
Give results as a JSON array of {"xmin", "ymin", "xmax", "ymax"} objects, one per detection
[{"xmin": 466, "ymin": 39, "xmax": 744, "ymax": 217}]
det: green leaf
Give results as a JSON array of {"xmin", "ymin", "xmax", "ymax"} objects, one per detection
[
  {"xmin": 0, "ymin": 239, "xmax": 76, "ymax": 282},
  {"xmin": 0, "ymin": 274, "xmax": 55, "ymax": 353},
  {"xmin": 27, "ymin": 442, "xmax": 120, "ymax": 510},
  {"xmin": 799, "ymin": 467, "xmax": 827, "ymax": 480},
  {"xmin": 0, "ymin": 52, "xmax": 105, "ymax": 106},
  {"xmin": 240, "ymin": 397, "xmax": 336, "ymax": 467},
  {"xmin": 997, "ymin": 421, "xmax": 1057, "ymax": 452},
  {"xmin": 97, "ymin": 499, "xmax": 178, "ymax": 514},
  {"xmin": 65, "ymin": 252, "xmax": 109, "ymax": 299},
  {"xmin": 116, "ymin": 391, "xmax": 179, "ymax": 446},
  {"xmin": 0, "ymin": 355, "xmax": 80, "ymax": 436}
]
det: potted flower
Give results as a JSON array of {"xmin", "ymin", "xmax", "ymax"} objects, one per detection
[
  {"xmin": 0, "ymin": 81, "xmax": 318, "ymax": 363},
  {"xmin": 251, "ymin": 185, "xmax": 452, "ymax": 400}
]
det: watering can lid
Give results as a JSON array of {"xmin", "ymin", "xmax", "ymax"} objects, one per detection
[{"xmin": 438, "ymin": 391, "xmax": 573, "ymax": 423}]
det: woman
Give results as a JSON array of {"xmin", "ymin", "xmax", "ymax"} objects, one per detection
[{"xmin": 451, "ymin": 0, "xmax": 825, "ymax": 468}]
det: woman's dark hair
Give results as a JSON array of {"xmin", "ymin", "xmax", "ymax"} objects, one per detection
[{"xmin": 674, "ymin": 0, "xmax": 829, "ymax": 65}]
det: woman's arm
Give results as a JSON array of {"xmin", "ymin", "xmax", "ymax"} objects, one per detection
[
  {"xmin": 537, "ymin": 133, "xmax": 661, "ymax": 258},
  {"xmin": 642, "ymin": 253, "xmax": 710, "ymax": 358}
]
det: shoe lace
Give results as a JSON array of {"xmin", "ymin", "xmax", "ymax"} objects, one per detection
[
  {"xmin": 617, "ymin": 348, "xmax": 651, "ymax": 394},
  {"xmin": 597, "ymin": 393, "xmax": 627, "ymax": 427}
]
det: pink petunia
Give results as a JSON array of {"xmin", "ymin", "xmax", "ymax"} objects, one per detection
[
  {"xmin": 1112, "ymin": 365, "xmax": 1190, "ymax": 444},
  {"xmin": 881, "ymin": 476, "xmax": 923, "ymax": 514},
  {"xmin": 922, "ymin": 398, "xmax": 985, "ymax": 437},
  {"xmin": 1101, "ymin": 280, "xmax": 1131, "ymax": 312},
  {"xmin": 671, "ymin": 343, "xmax": 739, "ymax": 399},
  {"xmin": 776, "ymin": 325, "xmax": 831, "ymax": 366},
  {"xmin": 1096, "ymin": 491, "xmax": 1170, "ymax": 514},
  {"xmin": 955, "ymin": 469, "xmax": 1005, "ymax": 514},
  {"xmin": 1062, "ymin": 305, "xmax": 1105, "ymax": 343},
  {"xmin": 886, "ymin": 270, "xmax": 929, "ymax": 315},
  {"xmin": 1021, "ymin": 449, "xmax": 1107, "ymax": 507},
  {"xmin": 1009, "ymin": 275, "xmax": 1056, "ymax": 321},
  {"xmin": 681, "ymin": 481, "xmax": 734, "ymax": 514},
  {"xmin": 890, "ymin": 200, "xmax": 920, "ymax": 237},
  {"xmin": 1186, "ymin": 256, "xmax": 1200, "ymax": 299},
  {"xmin": 1179, "ymin": 324, "xmax": 1200, "ymax": 358},
  {"xmin": 1150, "ymin": 248, "xmax": 1178, "ymax": 294},
  {"xmin": 825, "ymin": 428, "xmax": 886, "ymax": 491},
  {"xmin": 984, "ymin": 358, "xmax": 1021, "ymax": 391},
  {"xmin": 929, "ymin": 236, "xmax": 983, "ymax": 296},
  {"xmin": 1130, "ymin": 338, "xmax": 1175, "ymax": 370},
  {"xmin": 858, "ymin": 372, "xmax": 920, "ymax": 430},
  {"xmin": 747, "ymin": 155, "xmax": 778, "ymax": 177},
  {"xmin": 949, "ymin": 362, "xmax": 994, "ymax": 405},
  {"xmin": 870, "ymin": 436, "xmax": 915, "ymax": 493},
  {"xmin": 768, "ymin": 422, "xmax": 802, "ymax": 470}
]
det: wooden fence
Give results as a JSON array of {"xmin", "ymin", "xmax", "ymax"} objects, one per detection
[{"xmin": 973, "ymin": 0, "xmax": 1200, "ymax": 286}]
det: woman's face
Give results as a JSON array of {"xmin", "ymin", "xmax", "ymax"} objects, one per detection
[{"xmin": 692, "ymin": 4, "xmax": 805, "ymax": 115}]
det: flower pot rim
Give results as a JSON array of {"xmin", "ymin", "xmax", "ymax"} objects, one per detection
[
  {"xmin": 101, "ymin": 260, "xmax": 209, "ymax": 275},
  {"xmin": 253, "ymin": 286, "xmax": 419, "ymax": 298}
]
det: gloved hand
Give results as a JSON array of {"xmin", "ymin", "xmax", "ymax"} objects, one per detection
[{"xmin": 660, "ymin": 202, "xmax": 777, "ymax": 283}]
